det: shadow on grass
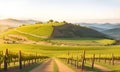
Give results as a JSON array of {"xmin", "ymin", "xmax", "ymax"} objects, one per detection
[
  {"xmin": 84, "ymin": 65, "xmax": 103, "ymax": 72},
  {"xmin": 0, "ymin": 62, "xmax": 43, "ymax": 72},
  {"xmin": 111, "ymin": 70, "xmax": 120, "ymax": 72},
  {"xmin": 17, "ymin": 62, "xmax": 43, "ymax": 72}
]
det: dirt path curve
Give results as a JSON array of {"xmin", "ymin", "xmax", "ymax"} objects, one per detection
[
  {"xmin": 54, "ymin": 59, "xmax": 75, "ymax": 72},
  {"xmin": 14, "ymin": 29, "xmax": 47, "ymax": 38},
  {"xmin": 30, "ymin": 58, "xmax": 54, "ymax": 72},
  {"xmin": 94, "ymin": 64, "xmax": 112, "ymax": 72}
]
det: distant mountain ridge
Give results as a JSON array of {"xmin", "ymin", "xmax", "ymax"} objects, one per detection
[
  {"xmin": 102, "ymin": 28, "xmax": 120, "ymax": 40},
  {"xmin": 79, "ymin": 23, "xmax": 120, "ymax": 40},
  {"xmin": 0, "ymin": 18, "xmax": 37, "ymax": 27},
  {"xmin": 79, "ymin": 23, "xmax": 120, "ymax": 30}
]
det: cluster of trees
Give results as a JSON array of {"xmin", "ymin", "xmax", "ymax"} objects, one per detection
[{"xmin": 35, "ymin": 19, "xmax": 68, "ymax": 24}]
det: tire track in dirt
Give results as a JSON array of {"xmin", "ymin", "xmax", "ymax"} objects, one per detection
[
  {"xmin": 30, "ymin": 58, "xmax": 54, "ymax": 72},
  {"xmin": 54, "ymin": 59, "xmax": 75, "ymax": 72},
  {"xmin": 14, "ymin": 29, "xmax": 47, "ymax": 38}
]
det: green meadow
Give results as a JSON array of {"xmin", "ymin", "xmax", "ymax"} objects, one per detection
[{"xmin": 0, "ymin": 44, "xmax": 120, "ymax": 57}]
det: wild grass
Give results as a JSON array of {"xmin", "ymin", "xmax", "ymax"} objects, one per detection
[
  {"xmin": 50, "ymin": 38, "xmax": 115, "ymax": 46},
  {"xmin": 0, "ymin": 44, "xmax": 120, "ymax": 57}
]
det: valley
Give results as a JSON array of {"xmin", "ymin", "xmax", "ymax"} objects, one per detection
[
  {"xmin": 0, "ymin": 0, "xmax": 120, "ymax": 72},
  {"xmin": 0, "ymin": 20, "xmax": 120, "ymax": 72}
]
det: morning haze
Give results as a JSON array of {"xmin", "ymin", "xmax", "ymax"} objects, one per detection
[{"xmin": 0, "ymin": 0, "xmax": 120, "ymax": 72}]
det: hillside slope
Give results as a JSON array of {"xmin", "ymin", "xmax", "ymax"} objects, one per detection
[
  {"xmin": 0, "ymin": 22, "xmax": 65, "ymax": 41},
  {"xmin": 0, "ymin": 23, "xmax": 109, "ymax": 42},
  {"xmin": 51, "ymin": 24, "xmax": 107, "ymax": 38},
  {"xmin": 103, "ymin": 28, "xmax": 120, "ymax": 40}
]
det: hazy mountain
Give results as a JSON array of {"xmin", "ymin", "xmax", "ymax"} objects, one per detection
[
  {"xmin": 78, "ymin": 23, "xmax": 120, "ymax": 39},
  {"xmin": 79, "ymin": 23, "xmax": 120, "ymax": 31},
  {"xmin": 88, "ymin": 26, "xmax": 106, "ymax": 32},
  {"xmin": 20, "ymin": 20, "xmax": 37, "ymax": 24},
  {"xmin": 0, "ymin": 25, "xmax": 10, "ymax": 32},
  {"xmin": 80, "ymin": 23, "xmax": 117, "ymax": 29},
  {"xmin": 0, "ymin": 18, "xmax": 37, "ymax": 27},
  {"xmin": 0, "ymin": 18, "xmax": 38, "ymax": 32},
  {"xmin": 102, "ymin": 28, "xmax": 120, "ymax": 40}
]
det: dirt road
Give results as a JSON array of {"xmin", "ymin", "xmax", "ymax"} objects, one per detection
[
  {"xmin": 30, "ymin": 58, "xmax": 75, "ymax": 72},
  {"xmin": 30, "ymin": 59, "xmax": 54, "ymax": 72},
  {"xmin": 54, "ymin": 59, "xmax": 75, "ymax": 72}
]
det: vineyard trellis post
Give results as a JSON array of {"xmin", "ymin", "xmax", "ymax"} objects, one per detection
[
  {"xmin": 104, "ymin": 58, "xmax": 106, "ymax": 63},
  {"xmin": 76, "ymin": 56, "xmax": 78, "ymax": 68},
  {"xmin": 35, "ymin": 53, "xmax": 37, "ymax": 63},
  {"xmin": 24, "ymin": 60, "xmax": 25, "ymax": 67},
  {"xmin": 81, "ymin": 50, "xmax": 85, "ymax": 70},
  {"xmin": 112, "ymin": 53, "xmax": 114, "ymax": 65},
  {"xmin": 99, "ymin": 54, "xmax": 101, "ymax": 63},
  {"xmin": 4, "ymin": 49, "xmax": 8, "ymax": 71},
  {"xmin": 92, "ymin": 54, "xmax": 95, "ymax": 69},
  {"xmin": 18, "ymin": 50, "xmax": 22, "ymax": 69},
  {"xmin": 67, "ymin": 52, "xmax": 70, "ymax": 64},
  {"xmin": 0, "ymin": 51, "xmax": 3, "ymax": 69}
]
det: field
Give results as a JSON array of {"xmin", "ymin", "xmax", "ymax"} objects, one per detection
[
  {"xmin": 0, "ymin": 43, "xmax": 120, "ymax": 71},
  {"xmin": 0, "ymin": 22, "xmax": 119, "ymax": 72},
  {"xmin": 0, "ymin": 43, "xmax": 120, "ymax": 57},
  {"xmin": 50, "ymin": 38, "xmax": 116, "ymax": 46},
  {"xmin": 0, "ymin": 22, "xmax": 64, "ymax": 41}
]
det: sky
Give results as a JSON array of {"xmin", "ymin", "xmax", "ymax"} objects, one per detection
[{"xmin": 0, "ymin": 0, "xmax": 120, "ymax": 23}]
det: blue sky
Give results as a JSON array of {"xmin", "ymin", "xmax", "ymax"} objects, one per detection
[{"xmin": 0, "ymin": 0, "xmax": 120, "ymax": 22}]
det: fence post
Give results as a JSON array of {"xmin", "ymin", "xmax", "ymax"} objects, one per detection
[
  {"xmin": 70, "ymin": 57, "xmax": 72, "ymax": 65},
  {"xmin": 99, "ymin": 54, "xmax": 101, "ymax": 62},
  {"xmin": 92, "ymin": 54, "xmax": 95, "ymax": 69},
  {"xmin": 76, "ymin": 56, "xmax": 79, "ymax": 68},
  {"xmin": 18, "ymin": 50, "xmax": 22, "ymax": 69},
  {"xmin": 35, "ymin": 53, "xmax": 37, "ymax": 63},
  {"xmin": 111, "ymin": 53, "xmax": 114, "ymax": 65},
  {"xmin": 0, "ymin": 51, "xmax": 3, "ymax": 69},
  {"xmin": 81, "ymin": 50, "xmax": 85, "ymax": 70},
  {"xmin": 4, "ymin": 49, "xmax": 8, "ymax": 71},
  {"xmin": 104, "ymin": 58, "xmax": 106, "ymax": 63},
  {"xmin": 24, "ymin": 60, "xmax": 25, "ymax": 67},
  {"xmin": 109, "ymin": 58, "xmax": 111, "ymax": 64},
  {"xmin": 67, "ymin": 52, "xmax": 70, "ymax": 64}
]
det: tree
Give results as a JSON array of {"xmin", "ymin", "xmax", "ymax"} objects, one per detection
[
  {"xmin": 48, "ymin": 19, "xmax": 54, "ymax": 23},
  {"xmin": 21, "ymin": 24, "xmax": 26, "ymax": 26},
  {"xmin": 62, "ymin": 21, "xmax": 68, "ymax": 24},
  {"xmin": 35, "ymin": 21, "xmax": 43, "ymax": 24},
  {"xmin": 54, "ymin": 21, "xmax": 59, "ymax": 23}
]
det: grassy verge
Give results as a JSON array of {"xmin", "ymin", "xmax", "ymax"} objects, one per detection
[
  {"xmin": 17, "ymin": 62, "xmax": 43, "ymax": 72},
  {"xmin": 85, "ymin": 61, "xmax": 103, "ymax": 72},
  {"xmin": 53, "ymin": 60, "xmax": 58, "ymax": 72},
  {"xmin": 58, "ymin": 59, "xmax": 76, "ymax": 72},
  {"xmin": 59, "ymin": 59, "xmax": 104, "ymax": 72},
  {"xmin": 95, "ymin": 61, "xmax": 120, "ymax": 71}
]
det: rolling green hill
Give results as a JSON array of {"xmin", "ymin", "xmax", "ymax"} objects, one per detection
[
  {"xmin": 0, "ymin": 22, "xmax": 111, "ymax": 44},
  {"xmin": 0, "ymin": 22, "xmax": 65, "ymax": 41}
]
